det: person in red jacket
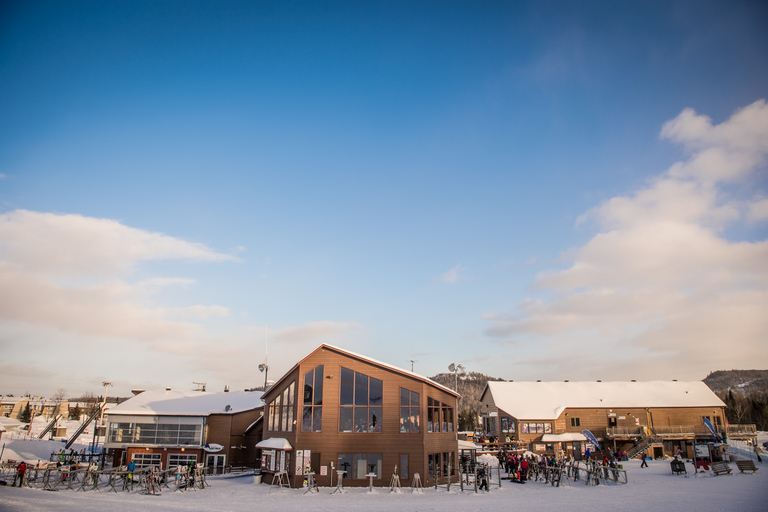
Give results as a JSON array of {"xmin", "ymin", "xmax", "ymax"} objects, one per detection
[{"xmin": 15, "ymin": 461, "xmax": 27, "ymax": 487}]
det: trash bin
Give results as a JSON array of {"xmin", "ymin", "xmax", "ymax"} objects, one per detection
[{"xmin": 254, "ymin": 469, "xmax": 262, "ymax": 484}]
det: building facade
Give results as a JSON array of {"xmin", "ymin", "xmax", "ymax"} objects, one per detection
[
  {"xmin": 104, "ymin": 389, "xmax": 263, "ymax": 473},
  {"xmin": 479, "ymin": 381, "xmax": 727, "ymax": 459},
  {"xmin": 259, "ymin": 344, "xmax": 460, "ymax": 487}
]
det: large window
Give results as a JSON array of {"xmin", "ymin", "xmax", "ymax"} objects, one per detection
[
  {"xmin": 168, "ymin": 454, "xmax": 197, "ymax": 468},
  {"xmin": 483, "ymin": 415, "xmax": 496, "ymax": 435},
  {"xmin": 570, "ymin": 417, "xmax": 581, "ymax": 427},
  {"xmin": 339, "ymin": 368, "xmax": 382, "ymax": 432},
  {"xmin": 302, "ymin": 367, "xmax": 323, "ymax": 432},
  {"xmin": 520, "ymin": 422, "xmax": 552, "ymax": 434},
  {"xmin": 400, "ymin": 388, "xmax": 420, "ymax": 433},
  {"xmin": 428, "ymin": 452, "xmax": 456, "ymax": 478},
  {"xmin": 108, "ymin": 418, "xmax": 203, "ymax": 446},
  {"xmin": 339, "ymin": 453, "xmax": 382, "ymax": 479},
  {"xmin": 268, "ymin": 381, "xmax": 296, "ymax": 433},
  {"xmin": 132, "ymin": 452, "xmax": 162, "ymax": 469},
  {"xmin": 428, "ymin": 398, "xmax": 454, "ymax": 433}
]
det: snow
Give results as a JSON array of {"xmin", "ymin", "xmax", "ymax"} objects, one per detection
[
  {"xmin": 487, "ymin": 381, "xmax": 726, "ymax": 420},
  {"xmin": 105, "ymin": 390, "xmax": 264, "ymax": 416},
  {"xmin": 1, "ymin": 456, "xmax": 766, "ymax": 512}
]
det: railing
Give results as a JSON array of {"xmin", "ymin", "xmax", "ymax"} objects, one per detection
[
  {"xmin": 606, "ymin": 427, "xmax": 644, "ymax": 437},
  {"xmin": 727, "ymin": 424, "xmax": 756, "ymax": 436}
]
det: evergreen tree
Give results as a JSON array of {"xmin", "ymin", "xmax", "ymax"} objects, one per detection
[
  {"xmin": 19, "ymin": 402, "xmax": 31, "ymax": 423},
  {"xmin": 69, "ymin": 404, "xmax": 81, "ymax": 421}
]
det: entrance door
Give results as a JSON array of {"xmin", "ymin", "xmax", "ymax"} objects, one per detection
[
  {"xmin": 207, "ymin": 454, "xmax": 226, "ymax": 475},
  {"xmin": 653, "ymin": 446, "xmax": 663, "ymax": 460},
  {"xmin": 573, "ymin": 442, "xmax": 581, "ymax": 460}
]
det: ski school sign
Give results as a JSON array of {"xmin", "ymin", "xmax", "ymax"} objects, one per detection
[{"xmin": 204, "ymin": 443, "xmax": 224, "ymax": 453}]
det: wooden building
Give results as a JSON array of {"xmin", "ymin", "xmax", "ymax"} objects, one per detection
[
  {"xmin": 259, "ymin": 344, "xmax": 460, "ymax": 487},
  {"xmin": 104, "ymin": 389, "xmax": 263, "ymax": 473},
  {"xmin": 479, "ymin": 380, "xmax": 727, "ymax": 460}
]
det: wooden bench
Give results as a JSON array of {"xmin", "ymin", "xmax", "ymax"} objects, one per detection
[
  {"xmin": 735, "ymin": 460, "xmax": 758, "ymax": 474},
  {"xmin": 711, "ymin": 461, "xmax": 732, "ymax": 476},
  {"xmin": 670, "ymin": 460, "xmax": 687, "ymax": 475}
]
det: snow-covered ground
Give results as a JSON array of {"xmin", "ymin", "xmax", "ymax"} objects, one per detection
[{"xmin": 2, "ymin": 426, "xmax": 766, "ymax": 512}]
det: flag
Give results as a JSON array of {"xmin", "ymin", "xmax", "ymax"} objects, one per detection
[{"xmin": 583, "ymin": 429, "xmax": 602, "ymax": 451}]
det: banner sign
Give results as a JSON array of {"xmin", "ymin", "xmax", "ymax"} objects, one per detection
[
  {"xmin": 702, "ymin": 418, "xmax": 717, "ymax": 438},
  {"xmin": 583, "ymin": 429, "xmax": 602, "ymax": 451}
]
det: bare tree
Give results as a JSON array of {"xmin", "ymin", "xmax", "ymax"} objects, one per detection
[{"xmin": 52, "ymin": 388, "xmax": 68, "ymax": 403}]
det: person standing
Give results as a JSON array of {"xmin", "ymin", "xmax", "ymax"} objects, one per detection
[
  {"xmin": 640, "ymin": 451, "xmax": 648, "ymax": 468},
  {"xmin": 754, "ymin": 443, "xmax": 763, "ymax": 463},
  {"xmin": 15, "ymin": 461, "xmax": 27, "ymax": 487}
]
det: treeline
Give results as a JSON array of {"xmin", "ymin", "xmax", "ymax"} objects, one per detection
[
  {"xmin": 704, "ymin": 370, "xmax": 768, "ymax": 430},
  {"xmin": 430, "ymin": 371, "xmax": 506, "ymax": 431}
]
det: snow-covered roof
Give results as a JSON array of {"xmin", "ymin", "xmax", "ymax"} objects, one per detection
[
  {"xmin": 105, "ymin": 389, "xmax": 264, "ymax": 417},
  {"xmin": 486, "ymin": 381, "xmax": 725, "ymax": 420},
  {"xmin": 256, "ymin": 437, "xmax": 292, "ymax": 451},
  {"xmin": 269, "ymin": 344, "xmax": 459, "ymax": 398}
]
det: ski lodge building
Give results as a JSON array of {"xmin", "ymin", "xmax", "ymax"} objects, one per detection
[
  {"xmin": 479, "ymin": 380, "xmax": 728, "ymax": 460},
  {"xmin": 258, "ymin": 344, "xmax": 460, "ymax": 488},
  {"xmin": 104, "ymin": 389, "xmax": 263, "ymax": 473}
]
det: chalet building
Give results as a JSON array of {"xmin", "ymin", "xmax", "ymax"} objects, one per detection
[
  {"xmin": 479, "ymin": 381, "xmax": 728, "ymax": 460},
  {"xmin": 104, "ymin": 389, "xmax": 263, "ymax": 473},
  {"xmin": 258, "ymin": 344, "xmax": 460, "ymax": 488}
]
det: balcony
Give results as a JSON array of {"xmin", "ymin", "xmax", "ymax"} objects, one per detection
[
  {"xmin": 606, "ymin": 427, "xmax": 644, "ymax": 438},
  {"xmin": 727, "ymin": 424, "xmax": 757, "ymax": 438}
]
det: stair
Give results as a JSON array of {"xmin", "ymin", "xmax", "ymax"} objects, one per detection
[
  {"xmin": 626, "ymin": 434, "xmax": 662, "ymax": 460},
  {"xmin": 65, "ymin": 404, "xmax": 104, "ymax": 449},
  {"xmin": 38, "ymin": 414, "xmax": 63, "ymax": 439}
]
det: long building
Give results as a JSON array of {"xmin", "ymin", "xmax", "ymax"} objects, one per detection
[
  {"xmin": 258, "ymin": 344, "xmax": 460, "ymax": 487},
  {"xmin": 479, "ymin": 380, "xmax": 727, "ymax": 459}
]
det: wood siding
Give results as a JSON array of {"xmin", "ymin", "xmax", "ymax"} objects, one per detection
[{"xmin": 261, "ymin": 346, "xmax": 459, "ymax": 487}]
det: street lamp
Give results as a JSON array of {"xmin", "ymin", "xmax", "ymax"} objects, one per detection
[{"xmin": 259, "ymin": 363, "xmax": 269, "ymax": 391}]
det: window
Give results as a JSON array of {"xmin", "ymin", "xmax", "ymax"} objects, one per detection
[
  {"xmin": 108, "ymin": 419, "xmax": 203, "ymax": 446},
  {"xmin": 168, "ymin": 454, "xmax": 197, "ymax": 468},
  {"xmin": 269, "ymin": 382, "xmax": 297, "ymax": 433},
  {"xmin": 132, "ymin": 452, "xmax": 162, "ymax": 469},
  {"xmin": 302, "ymin": 367, "xmax": 323, "ymax": 432},
  {"xmin": 428, "ymin": 452, "xmax": 455, "ymax": 478},
  {"xmin": 520, "ymin": 422, "xmax": 552, "ymax": 434},
  {"xmin": 400, "ymin": 388, "xmax": 420, "ymax": 433},
  {"xmin": 427, "ymin": 397, "xmax": 453, "ymax": 433},
  {"xmin": 339, "ymin": 368, "xmax": 382, "ymax": 432},
  {"xmin": 483, "ymin": 415, "xmax": 496, "ymax": 435},
  {"xmin": 339, "ymin": 453, "xmax": 382, "ymax": 479},
  {"xmin": 570, "ymin": 417, "xmax": 581, "ymax": 427},
  {"xmin": 501, "ymin": 417, "xmax": 515, "ymax": 433}
]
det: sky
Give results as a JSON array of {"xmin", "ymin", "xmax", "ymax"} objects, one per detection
[{"xmin": 0, "ymin": 0, "xmax": 767, "ymax": 399}]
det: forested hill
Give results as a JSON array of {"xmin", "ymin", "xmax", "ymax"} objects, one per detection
[
  {"xmin": 703, "ymin": 369, "xmax": 768, "ymax": 395},
  {"xmin": 704, "ymin": 369, "xmax": 768, "ymax": 429},
  {"xmin": 429, "ymin": 371, "xmax": 505, "ymax": 417}
]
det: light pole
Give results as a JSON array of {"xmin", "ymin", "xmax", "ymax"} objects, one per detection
[{"xmin": 448, "ymin": 363, "xmax": 465, "ymax": 426}]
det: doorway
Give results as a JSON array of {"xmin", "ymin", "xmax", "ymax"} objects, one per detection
[{"xmin": 207, "ymin": 454, "xmax": 226, "ymax": 475}]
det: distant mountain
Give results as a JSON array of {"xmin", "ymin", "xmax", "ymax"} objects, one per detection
[
  {"xmin": 703, "ymin": 369, "xmax": 768, "ymax": 429},
  {"xmin": 703, "ymin": 369, "xmax": 768, "ymax": 395}
]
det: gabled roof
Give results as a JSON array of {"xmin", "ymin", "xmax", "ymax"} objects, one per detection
[
  {"xmin": 484, "ymin": 381, "xmax": 725, "ymax": 420},
  {"xmin": 105, "ymin": 389, "xmax": 264, "ymax": 417},
  {"xmin": 266, "ymin": 344, "xmax": 459, "ymax": 399}
]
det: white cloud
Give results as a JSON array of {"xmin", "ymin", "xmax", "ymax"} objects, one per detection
[
  {"xmin": 0, "ymin": 210, "xmax": 235, "ymax": 343},
  {"xmin": 439, "ymin": 264, "xmax": 465, "ymax": 283},
  {"xmin": 0, "ymin": 210, "xmax": 236, "ymax": 279},
  {"xmin": 273, "ymin": 321, "xmax": 362, "ymax": 344},
  {"xmin": 485, "ymin": 100, "xmax": 768, "ymax": 378}
]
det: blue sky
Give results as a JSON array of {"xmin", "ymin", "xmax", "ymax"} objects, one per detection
[{"xmin": 1, "ymin": 1, "xmax": 767, "ymax": 398}]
